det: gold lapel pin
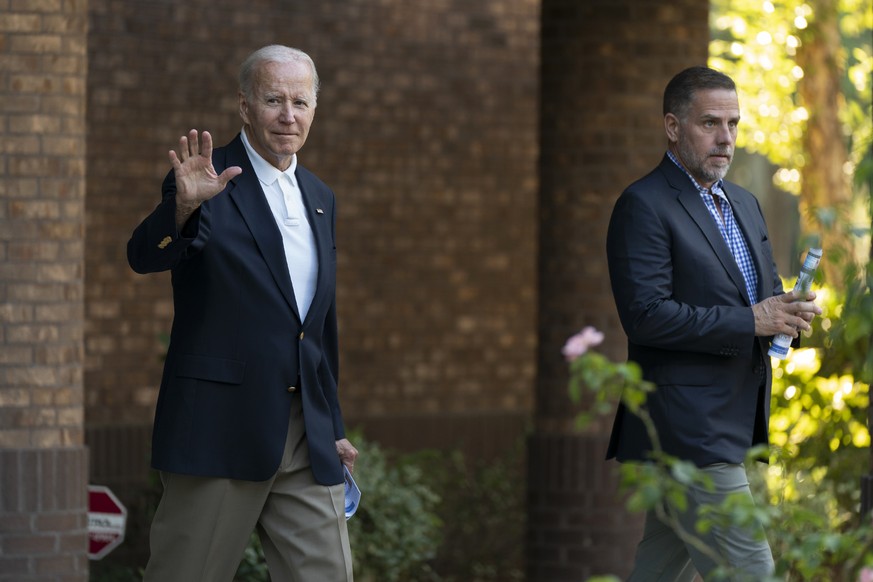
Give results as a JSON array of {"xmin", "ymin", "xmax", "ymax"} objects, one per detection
[{"xmin": 158, "ymin": 236, "xmax": 172, "ymax": 249}]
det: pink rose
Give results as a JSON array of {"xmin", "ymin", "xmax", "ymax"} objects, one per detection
[{"xmin": 562, "ymin": 326, "xmax": 605, "ymax": 361}]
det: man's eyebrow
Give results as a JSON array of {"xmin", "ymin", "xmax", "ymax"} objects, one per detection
[{"xmin": 700, "ymin": 113, "xmax": 740, "ymax": 122}]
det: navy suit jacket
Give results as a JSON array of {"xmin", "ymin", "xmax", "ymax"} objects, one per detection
[
  {"xmin": 128, "ymin": 134, "xmax": 346, "ymax": 485},
  {"xmin": 605, "ymin": 155, "xmax": 784, "ymax": 467}
]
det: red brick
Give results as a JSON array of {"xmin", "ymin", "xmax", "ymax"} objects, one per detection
[
  {"xmin": 0, "ymin": 178, "xmax": 39, "ymax": 197},
  {"xmin": 42, "ymin": 15, "xmax": 88, "ymax": 35},
  {"xmin": 9, "ymin": 200, "xmax": 60, "ymax": 220},
  {"xmin": 34, "ymin": 513, "xmax": 80, "ymax": 532},
  {"xmin": 8, "ymin": 241, "xmax": 61, "ymax": 261},
  {"xmin": 0, "ymin": 14, "xmax": 41, "ymax": 32},
  {"xmin": 35, "ymin": 554, "xmax": 75, "ymax": 574},
  {"xmin": 0, "ymin": 303, "xmax": 33, "ymax": 322},
  {"xmin": 2, "ymin": 533, "xmax": 57, "ymax": 555},
  {"xmin": 0, "ymin": 556, "xmax": 29, "ymax": 576},
  {"xmin": 9, "ymin": 0, "xmax": 63, "ymax": 13},
  {"xmin": 0, "ymin": 345, "xmax": 34, "ymax": 364},
  {"xmin": 58, "ymin": 531, "xmax": 87, "ymax": 553},
  {"xmin": 7, "ymin": 33, "xmax": 62, "ymax": 53},
  {"xmin": 0, "ymin": 135, "xmax": 40, "ymax": 154}
]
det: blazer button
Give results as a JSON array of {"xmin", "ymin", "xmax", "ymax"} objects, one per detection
[
  {"xmin": 298, "ymin": 332, "xmax": 304, "ymax": 340},
  {"xmin": 287, "ymin": 385, "xmax": 297, "ymax": 393}
]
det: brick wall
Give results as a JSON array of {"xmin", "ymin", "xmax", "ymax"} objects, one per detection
[
  {"xmin": 0, "ymin": 0, "xmax": 90, "ymax": 579},
  {"xmin": 529, "ymin": 0, "xmax": 710, "ymax": 579},
  {"xmin": 85, "ymin": 0, "xmax": 539, "ymax": 431},
  {"xmin": 84, "ymin": 0, "xmax": 539, "ymax": 564}
]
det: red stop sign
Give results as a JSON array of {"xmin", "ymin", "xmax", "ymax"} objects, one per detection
[{"xmin": 88, "ymin": 485, "xmax": 127, "ymax": 560}]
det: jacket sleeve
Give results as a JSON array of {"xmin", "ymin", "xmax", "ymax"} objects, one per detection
[
  {"xmin": 606, "ymin": 186, "xmax": 756, "ymax": 357},
  {"xmin": 127, "ymin": 171, "xmax": 206, "ymax": 274}
]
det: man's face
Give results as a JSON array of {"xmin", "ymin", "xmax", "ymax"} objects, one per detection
[
  {"xmin": 665, "ymin": 88, "xmax": 739, "ymax": 189},
  {"xmin": 239, "ymin": 60, "xmax": 316, "ymax": 171}
]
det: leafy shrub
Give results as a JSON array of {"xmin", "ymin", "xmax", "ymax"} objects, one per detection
[
  {"xmin": 346, "ymin": 433, "xmax": 443, "ymax": 582},
  {"xmin": 565, "ymin": 259, "xmax": 873, "ymax": 580},
  {"xmin": 234, "ymin": 533, "xmax": 269, "ymax": 582},
  {"xmin": 423, "ymin": 441, "xmax": 526, "ymax": 582},
  {"xmin": 759, "ymin": 270, "xmax": 873, "ymax": 580}
]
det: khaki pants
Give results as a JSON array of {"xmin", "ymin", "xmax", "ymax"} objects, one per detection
[
  {"xmin": 143, "ymin": 395, "xmax": 353, "ymax": 582},
  {"xmin": 627, "ymin": 463, "xmax": 774, "ymax": 581}
]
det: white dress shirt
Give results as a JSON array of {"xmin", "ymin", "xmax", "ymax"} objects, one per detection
[{"xmin": 240, "ymin": 129, "xmax": 318, "ymax": 320}]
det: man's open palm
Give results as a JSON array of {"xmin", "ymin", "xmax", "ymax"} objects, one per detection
[{"xmin": 170, "ymin": 129, "xmax": 242, "ymax": 205}]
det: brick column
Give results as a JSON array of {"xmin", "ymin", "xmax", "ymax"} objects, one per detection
[
  {"xmin": 0, "ymin": 2, "xmax": 90, "ymax": 580},
  {"xmin": 528, "ymin": 1, "xmax": 710, "ymax": 579}
]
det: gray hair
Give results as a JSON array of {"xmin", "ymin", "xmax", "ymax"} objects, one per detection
[
  {"xmin": 238, "ymin": 45, "xmax": 320, "ymax": 103},
  {"xmin": 663, "ymin": 66, "xmax": 736, "ymax": 120}
]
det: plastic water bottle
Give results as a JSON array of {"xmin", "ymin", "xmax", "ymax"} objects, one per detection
[{"xmin": 768, "ymin": 247, "xmax": 822, "ymax": 359}]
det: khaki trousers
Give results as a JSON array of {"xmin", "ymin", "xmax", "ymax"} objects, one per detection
[
  {"xmin": 627, "ymin": 463, "xmax": 774, "ymax": 582},
  {"xmin": 142, "ymin": 395, "xmax": 353, "ymax": 582}
]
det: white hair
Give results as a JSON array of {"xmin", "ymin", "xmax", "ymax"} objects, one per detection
[{"xmin": 238, "ymin": 45, "xmax": 319, "ymax": 103}]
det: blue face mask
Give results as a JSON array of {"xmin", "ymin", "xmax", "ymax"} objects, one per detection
[{"xmin": 343, "ymin": 466, "xmax": 361, "ymax": 520}]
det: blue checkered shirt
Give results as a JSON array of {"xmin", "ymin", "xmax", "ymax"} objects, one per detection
[{"xmin": 667, "ymin": 151, "xmax": 759, "ymax": 304}]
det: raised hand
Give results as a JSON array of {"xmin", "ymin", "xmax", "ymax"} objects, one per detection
[
  {"xmin": 170, "ymin": 129, "xmax": 242, "ymax": 229},
  {"xmin": 752, "ymin": 290, "xmax": 821, "ymax": 337}
]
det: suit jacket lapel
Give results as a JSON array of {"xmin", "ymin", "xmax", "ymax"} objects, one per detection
[
  {"xmin": 724, "ymin": 185, "xmax": 772, "ymax": 302},
  {"xmin": 296, "ymin": 168, "xmax": 333, "ymax": 324},
  {"xmin": 222, "ymin": 135, "xmax": 302, "ymax": 321},
  {"xmin": 663, "ymin": 157, "xmax": 751, "ymax": 305}
]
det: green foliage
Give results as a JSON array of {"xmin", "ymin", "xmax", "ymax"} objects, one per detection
[
  {"xmin": 346, "ymin": 433, "xmax": 526, "ymax": 582},
  {"xmin": 423, "ymin": 441, "xmax": 526, "ymax": 582},
  {"xmin": 709, "ymin": 0, "xmax": 811, "ymax": 191},
  {"xmin": 571, "ymin": 257, "xmax": 873, "ymax": 581},
  {"xmin": 816, "ymin": 264, "xmax": 873, "ymax": 384},
  {"xmin": 345, "ymin": 434, "xmax": 443, "ymax": 582},
  {"xmin": 568, "ymin": 351, "xmax": 652, "ymax": 426},
  {"xmin": 741, "ymin": 462, "xmax": 873, "ymax": 580},
  {"xmin": 709, "ymin": 0, "xmax": 872, "ymax": 196},
  {"xmin": 760, "ymin": 263, "xmax": 873, "ymax": 579},
  {"xmin": 233, "ymin": 533, "xmax": 270, "ymax": 582}
]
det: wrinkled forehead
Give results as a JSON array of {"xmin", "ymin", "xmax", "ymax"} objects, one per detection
[
  {"xmin": 252, "ymin": 60, "xmax": 315, "ymax": 96},
  {"xmin": 689, "ymin": 88, "xmax": 740, "ymax": 115}
]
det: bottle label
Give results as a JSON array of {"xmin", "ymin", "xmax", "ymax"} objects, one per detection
[
  {"xmin": 768, "ymin": 340, "xmax": 791, "ymax": 359},
  {"xmin": 768, "ymin": 247, "xmax": 822, "ymax": 360}
]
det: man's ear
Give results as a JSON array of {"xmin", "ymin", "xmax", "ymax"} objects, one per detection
[
  {"xmin": 238, "ymin": 92, "xmax": 249, "ymax": 124},
  {"xmin": 664, "ymin": 113, "xmax": 680, "ymax": 143}
]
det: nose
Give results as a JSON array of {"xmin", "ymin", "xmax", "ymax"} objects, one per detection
[
  {"xmin": 279, "ymin": 103, "xmax": 297, "ymax": 124},
  {"xmin": 716, "ymin": 122, "xmax": 734, "ymax": 144}
]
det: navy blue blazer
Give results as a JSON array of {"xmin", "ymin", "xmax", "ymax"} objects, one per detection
[
  {"xmin": 606, "ymin": 155, "xmax": 784, "ymax": 467},
  {"xmin": 128, "ymin": 134, "xmax": 346, "ymax": 485}
]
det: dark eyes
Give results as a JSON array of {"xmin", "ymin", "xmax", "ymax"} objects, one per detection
[
  {"xmin": 703, "ymin": 120, "xmax": 738, "ymax": 129},
  {"xmin": 264, "ymin": 98, "xmax": 309, "ymax": 108}
]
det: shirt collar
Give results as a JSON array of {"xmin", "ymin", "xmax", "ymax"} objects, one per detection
[
  {"xmin": 240, "ymin": 128, "xmax": 298, "ymax": 187},
  {"xmin": 666, "ymin": 150, "xmax": 725, "ymax": 197}
]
